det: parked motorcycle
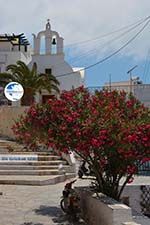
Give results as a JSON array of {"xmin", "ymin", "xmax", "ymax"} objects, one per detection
[{"xmin": 60, "ymin": 179, "xmax": 80, "ymax": 221}]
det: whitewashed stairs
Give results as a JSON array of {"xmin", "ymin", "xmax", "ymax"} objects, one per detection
[{"xmin": 0, "ymin": 139, "xmax": 75, "ymax": 185}]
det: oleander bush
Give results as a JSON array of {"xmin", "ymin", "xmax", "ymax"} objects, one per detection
[{"xmin": 13, "ymin": 87, "xmax": 150, "ymax": 200}]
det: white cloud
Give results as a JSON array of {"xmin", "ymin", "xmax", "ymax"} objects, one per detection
[{"xmin": 0, "ymin": 0, "xmax": 150, "ymax": 60}]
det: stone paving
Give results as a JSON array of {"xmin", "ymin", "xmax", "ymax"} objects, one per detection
[
  {"xmin": 0, "ymin": 179, "xmax": 90, "ymax": 225},
  {"xmin": 0, "ymin": 176, "xmax": 149, "ymax": 225}
]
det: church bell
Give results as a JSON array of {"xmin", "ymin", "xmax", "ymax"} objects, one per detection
[{"xmin": 52, "ymin": 38, "xmax": 56, "ymax": 45}]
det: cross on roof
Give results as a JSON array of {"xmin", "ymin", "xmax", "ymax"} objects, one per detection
[{"xmin": 46, "ymin": 19, "xmax": 51, "ymax": 30}]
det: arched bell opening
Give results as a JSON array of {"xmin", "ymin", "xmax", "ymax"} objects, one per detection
[
  {"xmin": 40, "ymin": 35, "xmax": 46, "ymax": 55},
  {"xmin": 51, "ymin": 36, "xmax": 57, "ymax": 54}
]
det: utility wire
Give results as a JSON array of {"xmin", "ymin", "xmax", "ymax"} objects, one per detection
[
  {"xmin": 48, "ymin": 16, "xmax": 150, "ymax": 51},
  {"xmin": 68, "ymin": 19, "xmax": 148, "ymax": 64},
  {"xmin": 56, "ymin": 18, "xmax": 150, "ymax": 78},
  {"xmin": 65, "ymin": 16, "xmax": 150, "ymax": 47},
  {"xmin": 50, "ymin": 18, "xmax": 149, "ymax": 72},
  {"xmin": 40, "ymin": 16, "xmax": 150, "ymax": 73}
]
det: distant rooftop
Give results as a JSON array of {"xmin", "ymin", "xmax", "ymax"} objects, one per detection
[{"xmin": 0, "ymin": 33, "xmax": 30, "ymax": 46}]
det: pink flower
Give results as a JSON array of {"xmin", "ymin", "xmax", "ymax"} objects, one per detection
[
  {"xmin": 142, "ymin": 158, "xmax": 150, "ymax": 163},
  {"xmin": 91, "ymin": 138, "xmax": 103, "ymax": 148},
  {"xmin": 127, "ymin": 134, "xmax": 138, "ymax": 142},
  {"xmin": 127, "ymin": 177, "xmax": 134, "ymax": 184}
]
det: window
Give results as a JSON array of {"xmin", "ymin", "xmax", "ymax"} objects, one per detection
[{"xmin": 45, "ymin": 68, "xmax": 52, "ymax": 75}]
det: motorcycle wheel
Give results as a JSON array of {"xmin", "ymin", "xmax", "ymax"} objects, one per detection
[{"xmin": 60, "ymin": 198, "xmax": 67, "ymax": 213}]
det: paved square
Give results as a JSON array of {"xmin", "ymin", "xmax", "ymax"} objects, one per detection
[
  {"xmin": 0, "ymin": 179, "xmax": 90, "ymax": 225},
  {"xmin": 0, "ymin": 176, "xmax": 149, "ymax": 225}
]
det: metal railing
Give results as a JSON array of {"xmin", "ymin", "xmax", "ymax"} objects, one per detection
[{"xmin": 137, "ymin": 161, "xmax": 150, "ymax": 176}]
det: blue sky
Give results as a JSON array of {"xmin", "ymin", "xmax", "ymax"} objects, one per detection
[
  {"xmin": 67, "ymin": 52, "xmax": 149, "ymax": 87},
  {"xmin": 0, "ymin": 0, "xmax": 150, "ymax": 87}
]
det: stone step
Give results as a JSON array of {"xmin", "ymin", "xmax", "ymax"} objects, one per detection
[
  {"xmin": 38, "ymin": 155, "xmax": 61, "ymax": 161},
  {"xmin": 0, "ymin": 155, "xmax": 61, "ymax": 160},
  {"xmin": 0, "ymin": 141, "xmax": 14, "ymax": 146},
  {"xmin": 0, "ymin": 144, "xmax": 49, "ymax": 148},
  {"xmin": 0, "ymin": 169, "xmax": 63, "ymax": 175},
  {"xmin": 0, "ymin": 143, "xmax": 19, "ymax": 146},
  {"xmin": 0, "ymin": 151, "xmax": 56, "ymax": 155},
  {"xmin": 0, "ymin": 145, "xmax": 50, "ymax": 149},
  {"xmin": 0, "ymin": 165, "xmax": 70, "ymax": 170},
  {"xmin": 0, "ymin": 144, "xmax": 51, "ymax": 153},
  {"xmin": 0, "ymin": 150, "xmax": 9, "ymax": 153},
  {"xmin": 0, "ymin": 139, "xmax": 75, "ymax": 185},
  {"xmin": 0, "ymin": 145, "xmax": 25, "ymax": 149},
  {"xmin": 0, "ymin": 174, "xmax": 76, "ymax": 185},
  {"xmin": 0, "ymin": 160, "xmax": 67, "ymax": 166},
  {"xmin": 0, "ymin": 143, "xmax": 16, "ymax": 147},
  {"xmin": 0, "ymin": 149, "xmax": 52, "ymax": 155}
]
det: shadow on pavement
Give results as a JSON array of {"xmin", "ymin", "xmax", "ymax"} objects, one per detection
[
  {"xmin": 20, "ymin": 223, "xmax": 44, "ymax": 225},
  {"xmin": 34, "ymin": 205, "xmax": 61, "ymax": 217},
  {"xmin": 34, "ymin": 205, "xmax": 87, "ymax": 225},
  {"xmin": 34, "ymin": 205, "xmax": 69, "ymax": 224}
]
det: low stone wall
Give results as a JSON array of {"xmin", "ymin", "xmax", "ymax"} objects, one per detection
[
  {"xmin": 0, "ymin": 106, "xmax": 28, "ymax": 139},
  {"xmin": 121, "ymin": 184, "xmax": 150, "ymax": 225},
  {"xmin": 123, "ymin": 223, "xmax": 141, "ymax": 225},
  {"xmin": 75, "ymin": 187, "xmax": 141, "ymax": 225},
  {"xmin": 122, "ymin": 185, "xmax": 150, "ymax": 215}
]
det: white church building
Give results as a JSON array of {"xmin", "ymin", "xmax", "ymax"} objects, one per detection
[{"xmin": 0, "ymin": 20, "xmax": 85, "ymax": 105}]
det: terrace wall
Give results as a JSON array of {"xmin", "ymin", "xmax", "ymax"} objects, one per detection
[{"xmin": 0, "ymin": 106, "xmax": 28, "ymax": 139}]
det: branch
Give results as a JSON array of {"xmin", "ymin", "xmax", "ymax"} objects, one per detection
[{"xmin": 117, "ymin": 173, "xmax": 133, "ymax": 200}]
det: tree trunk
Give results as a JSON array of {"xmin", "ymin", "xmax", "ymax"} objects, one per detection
[{"xmin": 21, "ymin": 88, "xmax": 35, "ymax": 106}]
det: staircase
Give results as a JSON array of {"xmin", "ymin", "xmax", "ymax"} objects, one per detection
[{"xmin": 0, "ymin": 139, "xmax": 75, "ymax": 185}]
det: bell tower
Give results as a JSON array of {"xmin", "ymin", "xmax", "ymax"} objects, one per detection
[
  {"xmin": 32, "ymin": 19, "xmax": 64, "ymax": 55},
  {"xmin": 29, "ymin": 20, "xmax": 85, "ymax": 95}
]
